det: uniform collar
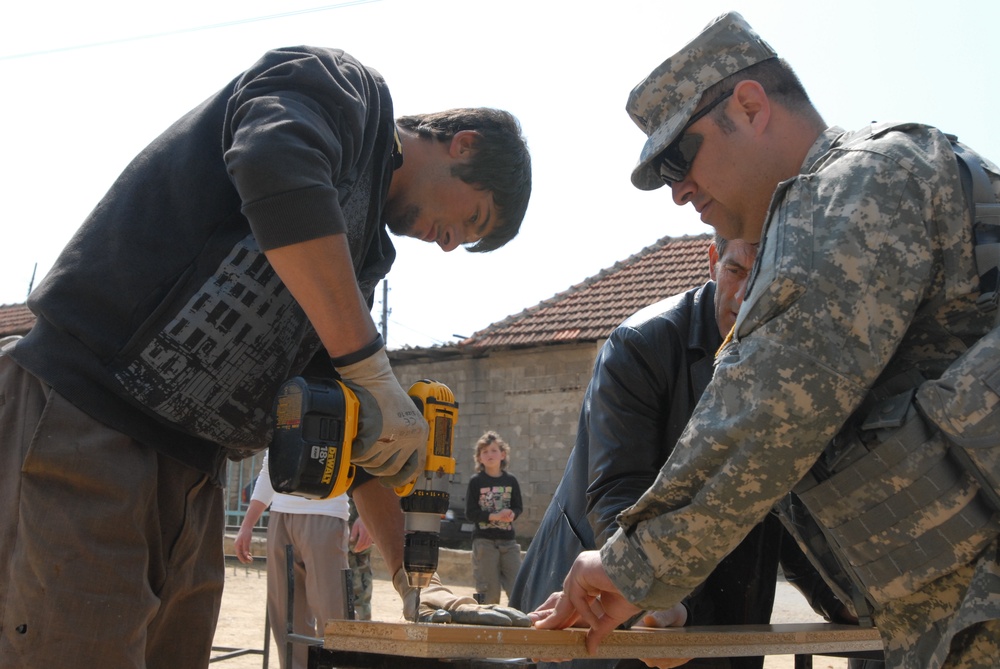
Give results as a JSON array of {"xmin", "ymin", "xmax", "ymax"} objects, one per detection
[{"xmin": 801, "ymin": 126, "xmax": 845, "ymax": 175}]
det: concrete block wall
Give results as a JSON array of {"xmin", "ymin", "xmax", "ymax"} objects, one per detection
[{"xmin": 390, "ymin": 342, "xmax": 601, "ymax": 541}]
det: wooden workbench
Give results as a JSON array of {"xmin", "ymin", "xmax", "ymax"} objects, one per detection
[{"xmin": 324, "ymin": 620, "xmax": 883, "ymax": 660}]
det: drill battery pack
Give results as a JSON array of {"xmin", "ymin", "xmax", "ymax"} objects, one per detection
[{"xmin": 269, "ymin": 376, "xmax": 359, "ymax": 500}]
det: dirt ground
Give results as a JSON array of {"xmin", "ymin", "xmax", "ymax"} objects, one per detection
[{"xmin": 210, "ymin": 555, "xmax": 850, "ymax": 669}]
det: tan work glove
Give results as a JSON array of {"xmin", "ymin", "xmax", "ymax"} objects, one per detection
[
  {"xmin": 334, "ymin": 341, "xmax": 428, "ymax": 488},
  {"xmin": 391, "ymin": 569, "xmax": 531, "ymax": 626}
]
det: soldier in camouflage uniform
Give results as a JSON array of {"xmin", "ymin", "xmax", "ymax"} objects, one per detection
[{"xmin": 532, "ymin": 12, "xmax": 999, "ymax": 669}]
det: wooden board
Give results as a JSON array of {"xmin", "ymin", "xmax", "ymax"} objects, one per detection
[{"xmin": 325, "ymin": 620, "xmax": 883, "ymax": 659}]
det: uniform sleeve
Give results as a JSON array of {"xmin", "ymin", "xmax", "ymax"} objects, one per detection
[
  {"xmin": 223, "ymin": 48, "xmax": 383, "ymax": 251},
  {"xmin": 585, "ymin": 324, "xmax": 686, "ymax": 545},
  {"xmin": 602, "ymin": 150, "xmax": 936, "ymax": 609}
]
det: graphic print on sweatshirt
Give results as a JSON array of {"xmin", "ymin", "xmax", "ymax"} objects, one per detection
[
  {"xmin": 476, "ymin": 484, "xmax": 515, "ymax": 530},
  {"xmin": 112, "ymin": 167, "xmax": 377, "ymax": 452},
  {"xmin": 113, "ymin": 233, "xmax": 313, "ymax": 449}
]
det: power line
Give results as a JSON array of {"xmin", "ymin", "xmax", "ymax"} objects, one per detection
[
  {"xmin": 1, "ymin": 0, "xmax": 381, "ymax": 61},
  {"xmin": 386, "ymin": 317, "xmax": 455, "ymax": 348}
]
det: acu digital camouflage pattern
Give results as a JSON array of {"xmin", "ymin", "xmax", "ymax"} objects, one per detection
[
  {"xmin": 348, "ymin": 499, "xmax": 373, "ymax": 620},
  {"xmin": 348, "ymin": 548, "xmax": 373, "ymax": 620},
  {"xmin": 918, "ymin": 325, "xmax": 1000, "ymax": 506},
  {"xmin": 625, "ymin": 11, "xmax": 776, "ymax": 191},
  {"xmin": 601, "ymin": 122, "xmax": 1000, "ymax": 668}
]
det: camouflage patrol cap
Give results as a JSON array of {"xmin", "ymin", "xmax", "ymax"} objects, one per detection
[{"xmin": 626, "ymin": 12, "xmax": 777, "ymax": 190}]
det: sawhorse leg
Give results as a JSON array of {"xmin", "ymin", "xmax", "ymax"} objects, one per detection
[{"xmin": 210, "ymin": 556, "xmax": 271, "ymax": 668}]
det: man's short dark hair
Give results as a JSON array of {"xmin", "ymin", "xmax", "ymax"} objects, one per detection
[
  {"xmin": 704, "ymin": 57, "xmax": 814, "ymax": 133},
  {"xmin": 396, "ymin": 109, "xmax": 532, "ymax": 252}
]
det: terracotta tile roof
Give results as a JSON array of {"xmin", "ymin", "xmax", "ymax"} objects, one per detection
[
  {"xmin": 461, "ymin": 233, "xmax": 713, "ymax": 349},
  {"xmin": 0, "ymin": 303, "xmax": 35, "ymax": 337}
]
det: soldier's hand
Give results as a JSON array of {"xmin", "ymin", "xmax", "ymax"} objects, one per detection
[
  {"xmin": 334, "ymin": 343, "xmax": 428, "ymax": 488},
  {"xmin": 531, "ymin": 550, "xmax": 641, "ymax": 653}
]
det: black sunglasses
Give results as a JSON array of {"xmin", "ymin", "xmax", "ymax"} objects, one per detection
[{"xmin": 657, "ymin": 89, "xmax": 734, "ymax": 184}]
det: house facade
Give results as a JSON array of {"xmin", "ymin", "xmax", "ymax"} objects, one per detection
[{"xmin": 385, "ymin": 233, "xmax": 712, "ymax": 538}]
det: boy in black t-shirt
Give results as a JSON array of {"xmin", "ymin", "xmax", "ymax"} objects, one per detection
[{"xmin": 465, "ymin": 431, "xmax": 523, "ymax": 604}]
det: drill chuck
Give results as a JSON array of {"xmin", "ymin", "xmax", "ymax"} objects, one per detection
[
  {"xmin": 401, "ymin": 489, "xmax": 449, "ymax": 588},
  {"xmin": 402, "ymin": 533, "xmax": 439, "ymax": 589}
]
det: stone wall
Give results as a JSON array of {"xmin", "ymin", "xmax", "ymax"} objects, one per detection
[{"xmin": 390, "ymin": 342, "xmax": 601, "ymax": 540}]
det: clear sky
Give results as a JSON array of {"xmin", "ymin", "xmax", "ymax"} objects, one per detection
[{"xmin": 2, "ymin": 0, "xmax": 997, "ymax": 348}]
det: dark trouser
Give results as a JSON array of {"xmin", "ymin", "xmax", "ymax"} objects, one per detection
[{"xmin": 0, "ymin": 357, "xmax": 224, "ymax": 668}]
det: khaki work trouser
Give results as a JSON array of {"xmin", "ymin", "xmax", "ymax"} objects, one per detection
[{"xmin": 266, "ymin": 511, "xmax": 349, "ymax": 669}]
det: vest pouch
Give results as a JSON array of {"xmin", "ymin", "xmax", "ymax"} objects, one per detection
[
  {"xmin": 795, "ymin": 398, "xmax": 999, "ymax": 608},
  {"xmin": 915, "ymin": 327, "xmax": 1000, "ymax": 511}
]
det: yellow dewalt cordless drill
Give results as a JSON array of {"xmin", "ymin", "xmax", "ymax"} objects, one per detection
[
  {"xmin": 268, "ymin": 376, "xmax": 458, "ymax": 616},
  {"xmin": 392, "ymin": 380, "xmax": 458, "ymax": 599}
]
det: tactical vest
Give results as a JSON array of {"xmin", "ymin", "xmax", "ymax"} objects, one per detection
[
  {"xmin": 914, "ymin": 138, "xmax": 1000, "ymax": 512},
  {"xmin": 783, "ymin": 130, "xmax": 1000, "ymax": 621}
]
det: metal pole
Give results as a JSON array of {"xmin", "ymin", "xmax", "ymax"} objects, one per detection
[
  {"xmin": 285, "ymin": 544, "xmax": 294, "ymax": 669},
  {"xmin": 283, "ymin": 544, "xmax": 324, "ymax": 667},
  {"xmin": 344, "ymin": 568, "xmax": 356, "ymax": 621}
]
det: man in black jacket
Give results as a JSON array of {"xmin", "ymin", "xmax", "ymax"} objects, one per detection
[{"xmin": 511, "ymin": 236, "xmax": 851, "ymax": 669}]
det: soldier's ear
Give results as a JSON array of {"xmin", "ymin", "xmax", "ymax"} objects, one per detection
[{"xmin": 732, "ymin": 80, "xmax": 770, "ymax": 133}]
